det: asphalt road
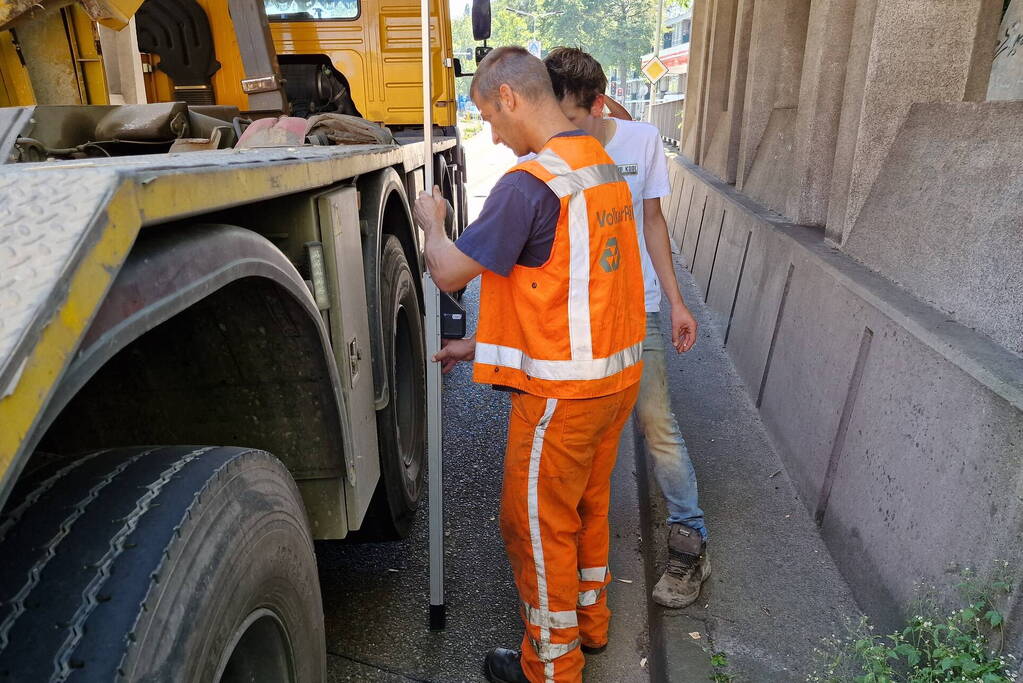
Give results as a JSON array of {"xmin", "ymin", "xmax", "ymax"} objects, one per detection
[{"xmin": 318, "ymin": 125, "xmax": 651, "ymax": 682}]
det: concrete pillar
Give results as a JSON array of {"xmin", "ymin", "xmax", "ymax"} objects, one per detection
[
  {"xmin": 696, "ymin": 0, "xmax": 741, "ymax": 181},
  {"xmin": 701, "ymin": 0, "xmax": 755, "ymax": 184},
  {"xmin": 988, "ymin": 0, "xmax": 1023, "ymax": 100},
  {"xmin": 735, "ymin": 0, "xmax": 811, "ymax": 209},
  {"xmin": 681, "ymin": 0, "xmax": 712, "ymax": 162},
  {"xmin": 825, "ymin": 0, "xmax": 1003, "ymax": 244},
  {"xmin": 785, "ymin": 0, "xmax": 857, "ymax": 226}
]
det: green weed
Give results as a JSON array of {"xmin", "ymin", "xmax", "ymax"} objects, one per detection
[{"xmin": 808, "ymin": 563, "xmax": 1017, "ymax": 682}]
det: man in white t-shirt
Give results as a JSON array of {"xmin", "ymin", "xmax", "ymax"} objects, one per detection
[{"xmin": 543, "ymin": 47, "xmax": 710, "ymax": 610}]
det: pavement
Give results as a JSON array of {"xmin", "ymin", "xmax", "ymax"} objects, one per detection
[
  {"xmin": 638, "ymin": 252, "xmax": 863, "ymax": 681},
  {"xmin": 316, "ymin": 128, "xmax": 864, "ymax": 682}
]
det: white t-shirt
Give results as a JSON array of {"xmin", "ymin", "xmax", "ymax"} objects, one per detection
[
  {"xmin": 603, "ymin": 119, "xmax": 671, "ymax": 313},
  {"xmin": 517, "ymin": 120, "xmax": 670, "ymax": 311}
]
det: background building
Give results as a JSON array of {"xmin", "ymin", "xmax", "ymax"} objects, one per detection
[
  {"xmin": 621, "ymin": 4, "xmax": 692, "ymax": 120},
  {"xmin": 659, "ymin": 0, "xmax": 1023, "ymax": 648}
]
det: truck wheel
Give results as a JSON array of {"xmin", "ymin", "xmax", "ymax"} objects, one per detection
[
  {"xmin": 0, "ymin": 446, "xmax": 325, "ymax": 683},
  {"xmin": 365, "ymin": 235, "xmax": 426, "ymax": 539}
]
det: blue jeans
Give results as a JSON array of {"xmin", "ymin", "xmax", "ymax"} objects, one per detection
[{"xmin": 634, "ymin": 312, "xmax": 707, "ymax": 539}]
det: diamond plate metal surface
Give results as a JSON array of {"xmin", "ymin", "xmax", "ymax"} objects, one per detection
[{"xmin": 0, "ymin": 168, "xmax": 119, "ymax": 393}]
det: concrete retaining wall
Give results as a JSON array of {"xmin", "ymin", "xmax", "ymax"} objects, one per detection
[
  {"xmin": 843, "ymin": 101, "xmax": 1023, "ymax": 356},
  {"xmin": 666, "ymin": 152, "xmax": 1023, "ymax": 643}
]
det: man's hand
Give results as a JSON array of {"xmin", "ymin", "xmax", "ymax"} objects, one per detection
[
  {"xmin": 433, "ymin": 336, "xmax": 476, "ymax": 374},
  {"xmin": 414, "ymin": 185, "xmax": 447, "ymax": 235},
  {"xmin": 670, "ymin": 301, "xmax": 698, "ymax": 353}
]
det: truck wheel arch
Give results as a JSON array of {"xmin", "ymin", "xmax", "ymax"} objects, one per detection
[
  {"xmin": 357, "ymin": 166, "xmax": 423, "ymax": 411},
  {"xmin": 29, "ymin": 224, "xmax": 356, "ymax": 526}
]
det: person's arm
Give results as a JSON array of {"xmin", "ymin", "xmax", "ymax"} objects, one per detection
[
  {"xmin": 413, "ymin": 186, "xmax": 485, "ymax": 292},
  {"xmin": 642, "ymin": 198, "xmax": 697, "ymax": 352},
  {"xmin": 605, "ymin": 95, "xmax": 633, "ymax": 121}
]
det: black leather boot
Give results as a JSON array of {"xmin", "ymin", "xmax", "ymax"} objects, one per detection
[{"xmin": 483, "ymin": 647, "xmax": 529, "ymax": 683}]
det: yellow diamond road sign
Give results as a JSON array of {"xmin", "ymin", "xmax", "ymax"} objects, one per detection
[{"xmin": 642, "ymin": 56, "xmax": 668, "ymax": 83}]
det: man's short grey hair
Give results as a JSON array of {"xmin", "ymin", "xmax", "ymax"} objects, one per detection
[{"xmin": 470, "ymin": 46, "xmax": 556, "ymax": 107}]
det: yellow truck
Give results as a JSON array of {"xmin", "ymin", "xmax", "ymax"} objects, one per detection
[{"xmin": 0, "ymin": 0, "xmax": 485, "ymax": 678}]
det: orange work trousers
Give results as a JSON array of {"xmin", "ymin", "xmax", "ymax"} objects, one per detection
[{"xmin": 499, "ymin": 383, "xmax": 640, "ymax": 683}]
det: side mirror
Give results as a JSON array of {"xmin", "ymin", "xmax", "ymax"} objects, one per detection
[
  {"xmin": 475, "ymin": 45, "xmax": 493, "ymax": 65},
  {"xmin": 454, "ymin": 58, "xmax": 471, "ymax": 77},
  {"xmin": 471, "ymin": 0, "xmax": 491, "ymax": 41}
]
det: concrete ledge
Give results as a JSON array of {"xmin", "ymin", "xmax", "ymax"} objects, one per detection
[{"xmin": 666, "ymin": 152, "xmax": 1023, "ymax": 645}]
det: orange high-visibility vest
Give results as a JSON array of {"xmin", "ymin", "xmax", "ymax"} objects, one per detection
[{"xmin": 473, "ymin": 134, "xmax": 646, "ymax": 399}]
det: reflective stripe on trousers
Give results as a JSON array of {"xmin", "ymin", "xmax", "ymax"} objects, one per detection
[{"xmin": 577, "ymin": 586, "xmax": 607, "ymax": 607}]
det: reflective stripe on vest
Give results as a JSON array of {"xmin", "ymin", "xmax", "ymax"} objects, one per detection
[
  {"xmin": 474, "ymin": 341, "xmax": 644, "ymax": 381},
  {"xmin": 535, "ymin": 149, "xmax": 621, "ymax": 361}
]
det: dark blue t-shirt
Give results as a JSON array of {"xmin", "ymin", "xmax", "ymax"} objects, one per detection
[{"xmin": 455, "ymin": 130, "xmax": 588, "ymax": 276}]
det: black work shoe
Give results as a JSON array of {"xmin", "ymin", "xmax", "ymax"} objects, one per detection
[
  {"xmin": 483, "ymin": 648, "xmax": 529, "ymax": 683},
  {"xmin": 581, "ymin": 643, "xmax": 607, "ymax": 655},
  {"xmin": 652, "ymin": 523, "xmax": 711, "ymax": 608}
]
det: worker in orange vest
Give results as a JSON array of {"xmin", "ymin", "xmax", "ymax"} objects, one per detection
[{"xmin": 413, "ymin": 46, "xmax": 646, "ymax": 683}]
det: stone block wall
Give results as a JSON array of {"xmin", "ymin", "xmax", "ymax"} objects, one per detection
[
  {"xmin": 665, "ymin": 154, "xmax": 1023, "ymax": 644},
  {"xmin": 677, "ymin": 0, "xmax": 1023, "ymax": 640}
]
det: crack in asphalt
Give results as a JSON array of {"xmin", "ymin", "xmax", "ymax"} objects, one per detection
[{"xmin": 326, "ymin": 650, "xmax": 433, "ymax": 682}]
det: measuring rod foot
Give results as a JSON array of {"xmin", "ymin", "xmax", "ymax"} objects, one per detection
[{"xmin": 429, "ymin": 603, "xmax": 446, "ymax": 631}]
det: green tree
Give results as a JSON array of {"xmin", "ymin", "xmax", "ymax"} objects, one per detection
[
  {"xmin": 534, "ymin": 0, "xmax": 657, "ymax": 100},
  {"xmin": 451, "ymin": 0, "xmax": 674, "ymax": 105}
]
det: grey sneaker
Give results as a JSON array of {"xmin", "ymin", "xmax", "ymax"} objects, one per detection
[{"xmin": 652, "ymin": 524, "xmax": 710, "ymax": 608}]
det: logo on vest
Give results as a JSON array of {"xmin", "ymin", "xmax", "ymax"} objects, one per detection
[
  {"xmin": 600, "ymin": 237, "xmax": 621, "ymax": 272},
  {"xmin": 595, "ymin": 204, "xmax": 634, "ymax": 228}
]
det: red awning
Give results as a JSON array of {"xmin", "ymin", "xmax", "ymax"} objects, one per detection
[{"xmin": 661, "ymin": 50, "xmax": 689, "ymax": 69}]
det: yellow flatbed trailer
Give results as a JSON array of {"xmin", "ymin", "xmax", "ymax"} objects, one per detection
[{"xmin": 0, "ymin": 0, "xmax": 479, "ymax": 678}]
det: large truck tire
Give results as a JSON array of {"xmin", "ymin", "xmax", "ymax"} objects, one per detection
[
  {"xmin": 0, "ymin": 446, "xmax": 325, "ymax": 683},
  {"xmin": 359, "ymin": 235, "xmax": 426, "ymax": 540}
]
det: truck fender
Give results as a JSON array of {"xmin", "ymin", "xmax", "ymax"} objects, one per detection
[{"xmin": 31, "ymin": 223, "xmax": 357, "ymax": 489}]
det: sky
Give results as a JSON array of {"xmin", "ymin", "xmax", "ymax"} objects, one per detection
[{"xmin": 450, "ymin": 0, "xmax": 469, "ymax": 19}]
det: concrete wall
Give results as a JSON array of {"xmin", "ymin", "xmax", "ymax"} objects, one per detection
[
  {"xmin": 989, "ymin": 0, "xmax": 1023, "ymax": 100},
  {"xmin": 843, "ymin": 101, "xmax": 1023, "ymax": 355},
  {"xmin": 665, "ymin": 153, "xmax": 1023, "ymax": 642},
  {"xmin": 676, "ymin": 0, "xmax": 1023, "ymax": 644}
]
